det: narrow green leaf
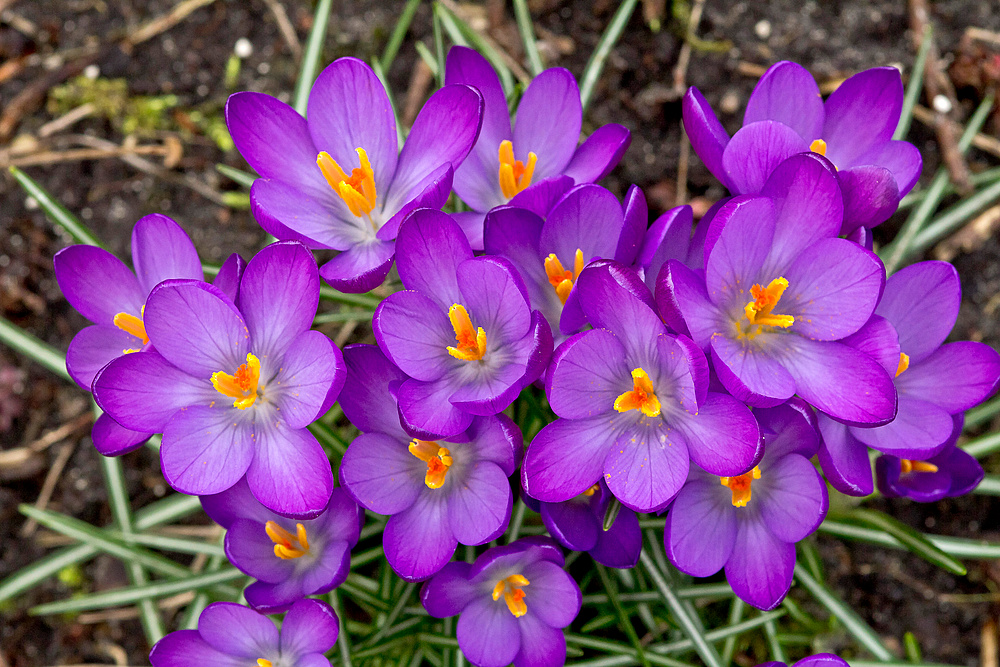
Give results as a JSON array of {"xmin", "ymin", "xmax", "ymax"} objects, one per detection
[
  {"xmin": 651, "ymin": 609, "xmax": 786, "ymax": 655},
  {"xmin": 415, "ymin": 40, "xmax": 441, "ymax": 78},
  {"xmin": 764, "ymin": 618, "xmax": 787, "ymax": 663},
  {"xmin": 893, "ymin": 25, "xmax": 932, "ymax": 141},
  {"xmin": 434, "ymin": 2, "xmax": 517, "ymax": 94},
  {"xmin": 964, "ymin": 395, "xmax": 1000, "ymax": 430},
  {"xmin": 797, "ymin": 538, "xmax": 825, "ymax": 584},
  {"xmin": 0, "ymin": 315, "xmax": 71, "ymax": 381},
  {"xmin": 294, "ymin": 0, "xmax": 334, "ymax": 115},
  {"xmin": 793, "ymin": 563, "xmax": 894, "ymax": 661},
  {"xmin": 507, "ymin": 499, "xmax": 528, "ymax": 543},
  {"xmin": 565, "ymin": 635, "xmax": 692, "ymax": 667},
  {"xmin": 820, "ymin": 518, "xmax": 1000, "ymax": 559},
  {"xmin": 596, "ymin": 564, "xmax": 650, "ymax": 667},
  {"xmin": 603, "ymin": 497, "xmax": 623, "ymax": 532},
  {"xmin": 381, "ymin": 0, "xmax": 422, "ymax": 72},
  {"xmin": 579, "ymin": 0, "xmax": 638, "ymax": 113},
  {"xmin": 909, "ymin": 175, "xmax": 1000, "ymax": 256},
  {"xmin": 105, "ymin": 530, "xmax": 226, "ymax": 557},
  {"xmin": 903, "ymin": 631, "xmax": 923, "ymax": 664},
  {"xmin": 974, "ymin": 475, "xmax": 1000, "ymax": 496},
  {"xmin": 849, "ymin": 508, "xmax": 967, "ymax": 575},
  {"xmin": 313, "ymin": 309, "xmax": 376, "ymax": 324},
  {"xmin": 319, "ymin": 285, "xmax": 384, "ymax": 308},
  {"xmin": 720, "ymin": 598, "xmax": 745, "ymax": 666},
  {"xmin": 329, "ymin": 590, "xmax": 354, "ymax": 667},
  {"xmin": 181, "ymin": 553, "xmax": 227, "ymax": 630},
  {"xmin": 898, "ymin": 167, "xmax": 1000, "ymax": 212},
  {"xmin": 362, "ymin": 582, "xmax": 416, "ymax": 646},
  {"xmin": 962, "ymin": 430, "xmax": 1000, "ymax": 458},
  {"xmin": 512, "ymin": 0, "xmax": 544, "ymax": 75},
  {"xmin": 309, "ymin": 419, "xmax": 349, "ymax": 457},
  {"xmin": 216, "ymin": 163, "xmax": 256, "ymax": 188},
  {"xmin": 9, "ymin": 166, "xmax": 103, "ymax": 247}
]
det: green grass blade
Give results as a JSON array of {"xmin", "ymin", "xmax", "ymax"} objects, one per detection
[
  {"xmin": 579, "ymin": 0, "xmax": 638, "ymax": 113},
  {"xmin": 416, "ymin": 40, "xmax": 441, "ymax": 78},
  {"xmin": 294, "ymin": 0, "xmax": 334, "ymax": 115},
  {"xmin": 899, "ymin": 166, "xmax": 1000, "ymax": 211},
  {"xmin": 309, "ymin": 419, "xmax": 349, "ymax": 457},
  {"xmin": 319, "ymin": 285, "xmax": 384, "ymax": 308},
  {"xmin": 893, "ymin": 25, "xmax": 932, "ymax": 141},
  {"xmin": 720, "ymin": 598, "xmax": 745, "ymax": 666},
  {"xmin": 650, "ymin": 609, "xmax": 786, "ymax": 655},
  {"xmin": 134, "ymin": 493, "xmax": 203, "ymax": 529},
  {"xmin": 216, "ymin": 163, "xmax": 256, "ymax": 188},
  {"xmin": 964, "ymin": 395, "xmax": 1000, "ymax": 429},
  {"xmin": 105, "ymin": 530, "xmax": 226, "ymax": 557},
  {"xmin": 962, "ymin": 430, "xmax": 1000, "ymax": 458},
  {"xmin": 565, "ymin": 635, "xmax": 692, "ymax": 667},
  {"xmin": 596, "ymin": 564, "xmax": 650, "ymax": 667},
  {"xmin": 381, "ymin": 0, "xmax": 422, "ymax": 72},
  {"xmin": 434, "ymin": 2, "xmax": 516, "ymax": 94},
  {"xmin": 974, "ymin": 475, "xmax": 1000, "ymax": 496},
  {"xmin": 820, "ymin": 518, "xmax": 1000, "ymax": 559},
  {"xmin": 0, "ymin": 315, "xmax": 70, "ymax": 381},
  {"xmin": 910, "ymin": 175, "xmax": 1000, "ymax": 254},
  {"xmin": 180, "ymin": 553, "xmax": 227, "ymax": 630},
  {"xmin": 512, "ymin": 0, "xmax": 544, "ymax": 75},
  {"xmin": 764, "ymin": 618, "xmax": 787, "ymax": 663},
  {"xmin": 793, "ymin": 563, "xmax": 894, "ymax": 661},
  {"xmin": 9, "ymin": 166, "xmax": 103, "ymax": 247}
]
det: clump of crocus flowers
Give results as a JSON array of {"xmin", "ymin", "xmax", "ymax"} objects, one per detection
[{"xmin": 51, "ymin": 48, "xmax": 999, "ymax": 667}]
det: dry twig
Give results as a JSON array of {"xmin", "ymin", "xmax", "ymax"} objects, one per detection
[{"xmin": 261, "ymin": 0, "xmax": 302, "ymax": 61}]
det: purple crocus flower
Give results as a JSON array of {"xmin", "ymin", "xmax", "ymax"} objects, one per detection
[
  {"xmin": 818, "ymin": 261, "xmax": 1000, "ymax": 495},
  {"xmin": 421, "ymin": 537, "xmax": 581, "ymax": 667},
  {"xmin": 665, "ymin": 402, "xmax": 828, "ymax": 610},
  {"xmin": 339, "ymin": 344, "xmax": 520, "ymax": 580},
  {"xmin": 226, "ymin": 57, "xmax": 484, "ymax": 292},
  {"xmin": 444, "ymin": 46, "xmax": 630, "ymax": 249},
  {"xmin": 92, "ymin": 241, "xmax": 344, "ymax": 518},
  {"xmin": 657, "ymin": 152, "xmax": 897, "ymax": 426},
  {"xmin": 758, "ymin": 654, "xmax": 849, "ymax": 667},
  {"xmin": 483, "ymin": 183, "xmax": 647, "ymax": 343},
  {"xmin": 521, "ymin": 260, "xmax": 762, "ymax": 513},
  {"xmin": 200, "ymin": 478, "xmax": 361, "ymax": 612},
  {"xmin": 149, "ymin": 598, "xmax": 338, "ymax": 667},
  {"xmin": 684, "ymin": 62, "xmax": 921, "ymax": 232},
  {"xmin": 524, "ymin": 479, "xmax": 642, "ymax": 569},
  {"xmin": 54, "ymin": 215, "xmax": 243, "ymax": 456},
  {"xmin": 875, "ymin": 415, "xmax": 984, "ymax": 502},
  {"xmin": 373, "ymin": 208, "xmax": 551, "ymax": 437}
]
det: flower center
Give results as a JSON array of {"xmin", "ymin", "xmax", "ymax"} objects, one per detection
[
  {"xmin": 498, "ymin": 140, "xmax": 537, "ymax": 199},
  {"xmin": 409, "ymin": 439, "xmax": 453, "ymax": 489},
  {"xmin": 895, "ymin": 352, "xmax": 910, "ymax": 377},
  {"xmin": 317, "ymin": 147, "xmax": 378, "ymax": 223},
  {"xmin": 899, "ymin": 459, "xmax": 939, "ymax": 474},
  {"xmin": 446, "ymin": 304, "xmax": 487, "ymax": 361},
  {"xmin": 265, "ymin": 521, "xmax": 310, "ymax": 559},
  {"xmin": 741, "ymin": 276, "xmax": 795, "ymax": 338},
  {"xmin": 211, "ymin": 352, "xmax": 261, "ymax": 410},
  {"xmin": 113, "ymin": 306, "xmax": 149, "ymax": 353},
  {"xmin": 492, "ymin": 574, "xmax": 530, "ymax": 617},
  {"xmin": 544, "ymin": 249, "xmax": 584, "ymax": 304},
  {"xmin": 720, "ymin": 466, "xmax": 761, "ymax": 507},
  {"xmin": 809, "ymin": 139, "xmax": 827, "ymax": 156},
  {"xmin": 613, "ymin": 368, "xmax": 661, "ymax": 418}
]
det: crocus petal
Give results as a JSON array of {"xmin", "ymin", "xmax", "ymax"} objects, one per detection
[
  {"xmin": 683, "ymin": 87, "xmax": 731, "ymax": 189},
  {"xmin": 837, "ymin": 165, "xmax": 900, "ymax": 232},
  {"xmin": 604, "ymin": 424, "xmax": 690, "ymax": 513},
  {"xmin": 547, "ymin": 329, "xmax": 628, "ymax": 419},
  {"xmin": 212, "ymin": 253, "xmax": 246, "ymax": 304},
  {"xmin": 941, "ymin": 446, "xmax": 985, "ymax": 496},
  {"xmin": 307, "ymin": 58, "xmax": 397, "ymax": 195},
  {"xmin": 822, "ymin": 67, "xmax": 903, "ymax": 168},
  {"xmin": 856, "ymin": 139, "xmax": 923, "ymax": 196},
  {"xmin": 225, "ymin": 91, "xmax": 328, "ymax": 199},
  {"xmin": 675, "ymin": 391, "xmax": 763, "ymax": 476},
  {"xmin": 199, "ymin": 477, "xmax": 270, "ymax": 527},
  {"xmin": 744, "ymin": 61, "xmax": 824, "ymax": 141},
  {"xmin": 875, "ymin": 260, "xmax": 959, "ymax": 362},
  {"xmin": 53, "ymin": 245, "xmax": 144, "ymax": 325},
  {"xmin": 514, "ymin": 68, "xmax": 582, "ymax": 180},
  {"xmin": 93, "ymin": 351, "xmax": 213, "ymax": 432},
  {"xmin": 540, "ymin": 184, "xmax": 624, "ymax": 271},
  {"xmin": 452, "ymin": 211, "xmax": 488, "ymax": 251},
  {"xmin": 816, "ymin": 415, "xmax": 874, "ymax": 496},
  {"xmin": 384, "ymin": 493, "xmax": 457, "ymax": 580},
  {"xmin": 758, "ymin": 454, "xmax": 827, "ymax": 543},
  {"xmin": 421, "ymin": 561, "xmax": 477, "ymax": 617},
  {"xmin": 725, "ymin": 519, "xmax": 795, "ymax": 610},
  {"xmin": 850, "ymin": 397, "xmax": 955, "ymax": 458},
  {"xmin": 704, "ymin": 196, "xmax": 774, "ymax": 306},
  {"xmin": 642, "ymin": 206, "xmax": 694, "ymax": 291},
  {"xmin": 280, "ymin": 599, "xmax": 340, "ymax": 655},
  {"xmin": 339, "ymin": 344, "xmax": 409, "ymax": 436},
  {"xmin": 722, "ymin": 122, "xmax": 809, "ymax": 194},
  {"xmin": 458, "ymin": 256, "xmax": 532, "ymax": 342},
  {"xmin": 340, "ymin": 432, "xmax": 422, "ymax": 514},
  {"xmin": 513, "ymin": 612, "xmax": 567, "ymax": 667},
  {"xmin": 250, "ymin": 178, "xmax": 357, "ymax": 249},
  {"xmin": 897, "ymin": 341, "xmax": 1000, "ymax": 413},
  {"xmin": 272, "ymin": 329, "xmax": 344, "ymax": 429},
  {"xmin": 457, "ymin": 597, "xmax": 521, "ymax": 667},
  {"xmin": 541, "ymin": 499, "xmax": 598, "ymax": 551},
  {"xmin": 575, "ymin": 261, "xmax": 664, "ymax": 352},
  {"xmin": 616, "ymin": 185, "xmax": 649, "ymax": 266},
  {"xmin": 448, "ymin": 461, "xmax": 513, "ymax": 545},
  {"xmin": 374, "ymin": 290, "xmax": 453, "ymax": 382},
  {"xmin": 590, "ymin": 505, "xmax": 642, "ymax": 569},
  {"xmin": 91, "ymin": 412, "xmax": 151, "ymax": 457},
  {"xmin": 508, "ymin": 176, "xmax": 575, "ymax": 217},
  {"xmin": 160, "ymin": 406, "xmax": 254, "ymax": 496},
  {"xmin": 131, "ymin": 214, "xmax": 203, "ymax": 293},
  {"xmin": 521, "ymin": 559, "xmax": 581, "ymax": 627},
  {"xmin": 396, "ymin": 377, "xmax": 473, "ymax": 438},
  {"xmin": 246, "ymin": 425, "xmax": 333, "ymax": 518},
  {"xmin": 781, "ymin": 338, "xmax": 896, "ymax": 426},
  {"xmin": 67, "ymin": 324, "xmax": 139, "ymax": 390},
  {"xmin": 386, "ymin": 84, "xmax": 483, "ymax": 211},
  {"xmin": 562, "ymin": 124, "xmax": 631, "ymax": 184},
  {"xmin": 319, "ymin": 239, "xmax": 395, "ymax": 293},
  {"xmin": 144, "ymin": 280, "xmax": 249, "ymax": 377},
  {"xmin": 664, "ymin": 476, "xmax": 737, "ymax": 577},
  {"xmin": 199, "ymin": 601, "xmax": 278, "ymax": 656},
  {"xmin": 224, "ymin": 518, "xmax": 295, "ymax": 583},
  {"xmin": 841, "ymin": 314, "xmax": 901, "ymax": 377},
  {"xmin": 483, "ymin": 206, "xmax": 552, "ymax": 318},
  {"xmin": 522, "ymin": 417, "xmax": 616, "ymax": 502},
  {"xmin": 656, "ymin": 259, "xmax": 716, "ymax": 344},
  {"xmin": 710, "ymin": 335, "xmax": 796, "ymax": 408},
  {"xmin": 149, "ymin": 630, "xmax": 246, "ymax": 667},
  {"xmin": 240, "ymin": 242, "xmax": 318, "ymax": 359},
  {"xmin": 395, "ymin": 208, "xmax": 472, "ymax": 308}
]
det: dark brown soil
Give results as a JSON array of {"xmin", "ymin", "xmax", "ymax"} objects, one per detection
[{"xmin": 2, "ymin": 1, "xmax": 1000, "ymax": 665}]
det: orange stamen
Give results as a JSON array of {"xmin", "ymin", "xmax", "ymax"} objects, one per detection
[
  {"xmin": 720, "ymin": 466, "xmax": 762, "ymax": 507},
  {"xmin": 544, "ymin": 249, "xmax": 585, "ymax": 304},
  {"xmin": 744, "ymin": 277, "xmax": 795, "ymax": 330},
  {"xmin": 613, "ymin": 368, "xmax": 661, "ymax": 417},
  {"xmin": 492, "ymin": 574, "xmax": 530, "ymax": 617},
  {"xmin": 317, "ymin": 148, "xmax": 378, "ymax": 220},
  {"xmin": 582, "ymin": 483, "xmax": 600, "ymax": 497},
  {"xmin": 900, "ymin": 459, "xmax": 939, "ymax": 474},
  {"xmin": 895, "ymin": 352, "xmax": 910, "ymax": 378},
  {"xmin": 211, "ymin": 352, "xmax": 261, "ymax": 409},
  {"xmin": 498, "ymin": 140, "xmax": 537, "ymax": 199},
  {"xmin": 809, "ymin": 139, "xmax": 828, "ymax": 156},
  {"xmin": 258, "ymin": 660, "xmax": 273, "ymax": 667},
  {"xmin": 264, "ymin": 521, "xmax": 310, "ymax": 559},
  {"xmin": 409, "ymin": 439, "xmax": 453, "ymax": 489},
  {"xmin": 114, "ymin": 307, "xmax": 149, "ymax": 353},
  {"xmin": 446, "ymin": 304, "xmax": 487, "ymax": 361}
]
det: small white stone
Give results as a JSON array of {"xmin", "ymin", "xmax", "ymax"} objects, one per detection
[
  {"xmin": 83, "ymin": 64, "xmax": 100, "ymax": 79},
  {"xmin": 754, "ymin": 19, "xmax": 771, "ymax": 39},
  {"xmin": 933, "ymin": 94, "xmax": 952, "ymax": 114},
  {"xmin": 25, "ymin": 196, "xmax": 38, "ymax": 210},
  {"xmin": 234, "ymin": 37, "xmax": 253, "ymax": 59},
  {"xmin": 257, "ymin": 62, "xmax": 271, "ymax": 75}
]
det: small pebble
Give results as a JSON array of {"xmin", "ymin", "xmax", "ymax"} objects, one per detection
[
  {"xmin": 754, "ymin": 20, "xmax": 771, "ymax": 40},
  {"xmin": 720, "ymin": 90, "xmax": 741, "ymax": 115},
  {"xmin": 83, "ymin": 64, "xmax": 100, "ymax": 79},
  {"xmin": 933, "ymin": 94, "xmax": 952, "ymax": 114},
  {"xmin": 234, "ymin": 37, "xmax": 253, "ymax": 58}
]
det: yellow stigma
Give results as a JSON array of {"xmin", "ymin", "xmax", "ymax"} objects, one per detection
[
  {"xmin": 498, "ymin": 140, "xmax": 537, "ymax": 199},
  {"xmin": 258, "ymin": 660, "xmax": 273, "ymax": 667},
  {"xmin": 809, "ymin": 139, "xmax": 827, "ymax": 156},
  {"xmin": 409, "ymin": 439, "xmax": 454, "ymax": 489},
  {"xmin": 720, "ymin": 466, "xmax": 762, "ymax": 507},
  {"xmin": 114, "ymin": 306, "xmax": 149, "ymax": 353},
  {"xmin": 265, "ymin": 521, "xmax": 310, "ymax": 559},
  {"xmin": 446, "ymin": 304, "xmax": 487, "ymax": 361},
  {"xmin": 317, "ymin": 148, "xmax": 378, "ymax": 219},
  {"xmin": 614, "ymin": 368, "xmax": 661, "ymax": 418},
  {"xmin": 900, "ymin": 459, "xmax": 939, "ymax": 474},
  {"xmin": 744, "ymin": 277, "xmax": 795, "ymax": 330},
  {"xmin": 492, "ymin": 574, "xmax": 530, "ymax": 617},
  {"xmin": 582, "ymin": 483, "xmax": 600, "ymax": 497},
  {"xmin": 544, "ymin": 249, "xmax": 585, "ymax": 304},
  {"xmin": 895, "ymin": 352, "xmax": 910, "ymax": 378},
  {"xmin": 211, "ymin": 352, "xmax": 261, "ymax": 409}
]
